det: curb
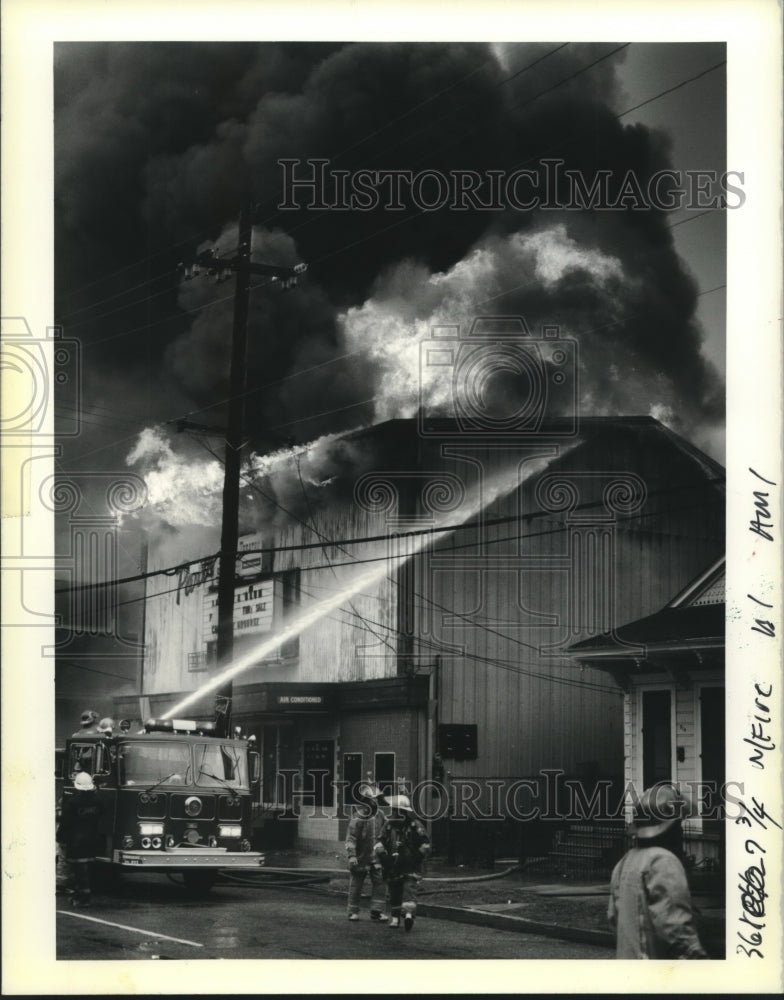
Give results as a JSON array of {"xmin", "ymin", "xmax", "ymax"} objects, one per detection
[{"xmin": 417, "ymin": 902, "xmax": 615, "ymax": 948}]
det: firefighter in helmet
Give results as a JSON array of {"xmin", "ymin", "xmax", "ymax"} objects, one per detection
[
  {"xmin": 608, "ymin": 785, "xmax": 707, "ymax": 959},
  {"xmin": 374, "ymin": 793, "xmax": 430, "ymax": 931},
  {"xmin": 345, "ymin": 782, "xmax": 388, "ymax": 922},
  {"xmin": 56, "ymin": 772, "xmax": 105, "ymax": 907},
  {"xmin": 72, "ymin": 710, "xmax": 100, "ymax": 738}
]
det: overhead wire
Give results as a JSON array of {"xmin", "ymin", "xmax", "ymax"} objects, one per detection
[{"xmin": 53, "ymin": 475, "xmax": 725, "ymax": 594}]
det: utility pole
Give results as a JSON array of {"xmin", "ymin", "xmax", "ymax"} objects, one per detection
[
  {"xmin": 214, "ymin": 202, "xmax": 253, "ymax": 733},
  {"xmin": 180, "ymin": 203, "xmax": 306, "ymax": 736}
]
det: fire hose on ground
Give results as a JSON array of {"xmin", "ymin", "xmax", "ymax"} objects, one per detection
[{"xmin": 217, "ymin": 862, "xmax": 521, "ymax": 891}]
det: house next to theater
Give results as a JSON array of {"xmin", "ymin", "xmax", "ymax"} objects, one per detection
[{"xmin": 568, "ymin": 556, "xmax": 725, "ymax": 869}]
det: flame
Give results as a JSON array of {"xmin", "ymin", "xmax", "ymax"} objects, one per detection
[{"xmin": 340, "ymin": 225, "xmax": 623, "ymax": 424}]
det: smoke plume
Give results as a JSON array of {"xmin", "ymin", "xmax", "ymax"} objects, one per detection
[{"xmin": 55, "ymin": 41, "xmax": 726, "ymax": 534}]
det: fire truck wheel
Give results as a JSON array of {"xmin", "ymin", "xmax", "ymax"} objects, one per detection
[{"xmin": 181, "ymin": 870, "xmax": 218, "ymax": 896}]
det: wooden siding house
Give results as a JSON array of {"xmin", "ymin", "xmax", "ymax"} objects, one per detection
[{"xmin": 568, "ymin": 556, "xmax": 726, "ymax": 869}]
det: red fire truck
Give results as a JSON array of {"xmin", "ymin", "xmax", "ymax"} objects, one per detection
[{"xmin": 58, "ymin": 715, "xmax": 265, "ymax": 893}]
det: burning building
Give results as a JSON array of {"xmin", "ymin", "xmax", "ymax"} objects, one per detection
[{"xmin": 115, "ymin": 413, "xmax": 724, "ymax": 853}]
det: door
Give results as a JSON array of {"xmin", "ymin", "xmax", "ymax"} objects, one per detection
[{"xmin": 642, "ymin": 689, "xmax": 672, "ymax": 789}]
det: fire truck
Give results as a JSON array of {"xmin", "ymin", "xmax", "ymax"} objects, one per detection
[{"xmin": 58, "ymin": 712, "xmax": 265, "ymax": 894}]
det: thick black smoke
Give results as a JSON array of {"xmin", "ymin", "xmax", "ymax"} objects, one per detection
[{"xmin": 55, "ymin": 41, "xmax": 724, "ymax": 498}]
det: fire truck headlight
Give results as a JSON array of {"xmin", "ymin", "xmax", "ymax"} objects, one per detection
[
  {"xmin": 139, "ymin": 823, "xmax": 164, "ymax": 836},
  {"xmin": 151, "ymin": 837, "xmax": 162, "ymax": 849},
  {"xmin": 141, "ymin": 837, "xmax": 152, "ymax": 849},
  {"xmin": 218, "ymin": 825, "xmax": 242, "ymax": 839},
  {"xmin": 184, "ymin": 796, "xmax": 202, "ymax": 817}
]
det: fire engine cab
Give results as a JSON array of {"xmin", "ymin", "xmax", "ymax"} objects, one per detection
[{"xmin": 59, "ymin": 715, "xmax": 265, "ymax": 893}]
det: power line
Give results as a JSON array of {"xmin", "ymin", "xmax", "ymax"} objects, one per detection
[
  {"xmin": 59, "ymin": 272, "xmax": 183, "ymax": 329},
  {"xmin": 53, "ymin": 476, "xmax": 725, "ymax": 594},
  {"xmin": 57, "ymin": 658, "xmax": 138, "ymax": 682},
  {"xmin": 616, "ymin": 60, "xmax": 726, "ymax": 120},
  {"xmin": 299, "ymin": 591, "xmax": 624, "ymax": 695}
]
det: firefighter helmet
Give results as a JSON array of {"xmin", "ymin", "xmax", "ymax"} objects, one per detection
[
  {"xmin": 80, "ymin": 709, "xmax": 98, "ymax": 726},
  {"xmin": 74, "ymin": 772, "xmax": 95, "ymax": 791},
  {"xmin": 356, "ymin": 781, "xmax": 385, "ymax": 803},
  {"xmin": 385, "ymin": 794, "xmax": 413, "ymax": 813},
  {"xmin": 632, "ymin": 785, "xmax": 688, "ymax": 840}
]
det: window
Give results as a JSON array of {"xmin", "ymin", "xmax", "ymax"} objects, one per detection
[
  {"xmin": 642, "ymin": 690, "xmax": 672, "ymax": 788},
  {"xmin": 374, "ymin": 752, "xmax": 395, "ymax": 797},
  {"xmin": 343, "ymin": 752, "xmax": 363, "ymax": 805},
  {"xmin": 188, "ymin": 651, "xmax": 208, "ymax": 672},
  {"xmin": 68, "ymin": 742, "xmax": 104, "ymax": 778},
  {"xmin": 303, "ymin": 739, "xmax": 335, "ymax": 807},
  {"xmin": 195, "ymin": 743, "xmax": 248, "ymax": 789},
  {"xmin": 117, "ymin": 741, "xmax": 191, "ymax": 786}
]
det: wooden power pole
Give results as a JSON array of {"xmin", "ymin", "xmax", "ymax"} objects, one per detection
[{"xmin": 182, "ymin": 203, "xmax": 305, "ymax": 735}]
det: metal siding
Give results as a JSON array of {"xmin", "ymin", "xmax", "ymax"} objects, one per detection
[{"xmin": 421, "ymin": 426, "xmax": 722, "ymax": 783}]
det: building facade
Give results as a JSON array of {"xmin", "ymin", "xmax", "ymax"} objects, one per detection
[{"xmin": 116, "ymin": 416, "xmax": 725, "ymax": 850}]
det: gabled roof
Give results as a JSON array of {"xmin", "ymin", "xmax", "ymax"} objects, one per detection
[
  {"xmin": 337, "ymin": 415, "xmax": 725, "ymax": 490},
  {"xmin": 567, "ymin": 557, "xmax": 725, "ymax": 685},
  {"xmin": 668, "ymin": 555, "xmax": 724, "ymax": 608}
]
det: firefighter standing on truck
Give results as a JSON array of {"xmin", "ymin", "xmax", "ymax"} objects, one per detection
[
  {"xmin": 71, "ymin": 709, "xmax": 100, "ymax": 738},
  {"xmin": 57, "ymin": 772, "xmax": 104, "ymax": 907},
  {"xmin": 374, "ymin": 794, "xmax": 430, "ymax": 931}
]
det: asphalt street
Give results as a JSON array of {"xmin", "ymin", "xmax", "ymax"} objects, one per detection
[{"xmin": 56, "ymin": 876, "xmax": 609, "ymax": 961}]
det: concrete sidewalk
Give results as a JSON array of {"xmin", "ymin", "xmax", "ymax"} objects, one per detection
[{"xmin": 256, "ymin": 848, "xmax": 726, "ymax": 957}]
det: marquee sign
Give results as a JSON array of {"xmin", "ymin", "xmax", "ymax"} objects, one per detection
[{"xmin": 202, "ymin": 578, "xmax": 274, "ymax": 641}]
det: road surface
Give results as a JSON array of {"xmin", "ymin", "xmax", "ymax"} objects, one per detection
[{"xmin": 56, "ymin": 874, "xmax": 611, "ymax": 961}]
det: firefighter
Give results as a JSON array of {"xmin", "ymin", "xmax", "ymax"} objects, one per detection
[
  {"xmin": 345, "ymin": 782, "xmax": 388, "ymax": 922},
  {"xmin": 72, "ymin": 709, "xmax": 100, "ymax": 738},
  {"xmin": 56, "ymin": 772, "xmax": 104, "ymax": 907},
  {"xmin": 608, "ymin": 785, "xmax": 707, "ymax": 959},
  {"xmin": 97, "ymin": 717, "xmax": 115, "ymax": 737},
  {"xmin": 374, "ymin": 794, "xmax": 430, "ymax": 931}
]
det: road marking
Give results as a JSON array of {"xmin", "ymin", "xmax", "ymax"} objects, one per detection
[{"xmin": 57, "ymin": 910, "xmax": 204, "ymax": 948}]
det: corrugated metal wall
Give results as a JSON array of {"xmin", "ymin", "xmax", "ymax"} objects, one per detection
[{"xmin": 413, "ymin": 421, "xmax": 724, "ymax": 782}]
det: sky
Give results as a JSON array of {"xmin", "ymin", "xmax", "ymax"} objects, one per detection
[{"xmin": 52, "ymin": 40, "xmax": 728, "ymax": 600}]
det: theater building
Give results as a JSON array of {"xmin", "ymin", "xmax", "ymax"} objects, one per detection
[{"xmin": 115, "ymin": 416, "xmax": 724, "ymax": 850}]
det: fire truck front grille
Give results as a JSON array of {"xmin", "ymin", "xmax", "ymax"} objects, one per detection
[{"xmin": 169, "ymin": 794, "xmax": 216, "ymax": 820}]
